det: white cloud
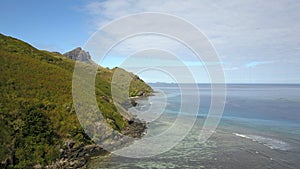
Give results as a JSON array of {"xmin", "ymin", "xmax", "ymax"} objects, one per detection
[
  {"xmin": 245, "ymin": 61, "xmax": 275, "ymax": 68},
  {"xmin": 81, "ymin": 0, "xmax": 300, "ymax": 83},
  {"xmin": 83, "ymin": 0, "xmax": 300, "ymax": 54},
  {"xmin": 224, "ymin": 67, "xmax": 239, "ymax": 71}
]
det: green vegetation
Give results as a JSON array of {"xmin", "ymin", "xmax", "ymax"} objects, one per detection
[{"xmin": 0, "ymin": 33, "xmax": 152, "ymax": 168}]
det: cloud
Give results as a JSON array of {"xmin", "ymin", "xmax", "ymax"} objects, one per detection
[
  {"xmin": 83, "ymin": 0, "xmax": 300, "ymax": 58},
  {"xmin": 80, "ymin": 0, "xmax": 300, "ymax": 83},
  {"xmin": 84, "ymin": 1, "xmax": 103, "ymax": 15},
  {"xmin": 245, "ymin": 61, "xmax": 275, "ymax": 68},
  {"xmin": 224, "ymin": 67, "xmax": 239, "ymax": 71}
]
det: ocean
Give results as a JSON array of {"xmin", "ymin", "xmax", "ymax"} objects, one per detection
[{"xmin": 88, "ymin": 84, "xmax": 300, "ymax": 169}]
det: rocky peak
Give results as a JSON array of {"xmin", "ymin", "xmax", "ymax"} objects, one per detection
[{"xmin": 63, "ymin": 47, "xmax": 91, "ymax": 62}]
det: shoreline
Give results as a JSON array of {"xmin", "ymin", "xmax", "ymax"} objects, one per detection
[
  {"xmin": 86, "ymin": 116, "xmax": 300, "ymax": 169},
  {"xmin": 46, "ymin": 94, "xmax": 152, "ymax": 169},
  {"xmin": 46, "ymin": 120, "xmax": 148, "ymax": 169},
  {"xmin": 46, "ymin": 120, "xmax": 147, "ymax": 169}
]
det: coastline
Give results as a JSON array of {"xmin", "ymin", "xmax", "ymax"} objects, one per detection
[
  {"xmin": 46, "ymin": 121, "xmax": 147, "ymax": 169},
  {"xmin": 46, "ymin": 94, "xmax": 152, "ymax": 169},
  {"xmin": 86, "ymin": 116, "xmax": 300, "ymax": 169}
]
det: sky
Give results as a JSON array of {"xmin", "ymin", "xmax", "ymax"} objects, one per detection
[{"xmin": 1, "ymin": 0, "xmax": 300, "ymax": 83}]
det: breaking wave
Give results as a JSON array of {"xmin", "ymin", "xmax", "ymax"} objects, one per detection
[{"xmin": 232, "ymin": 133, "xmax": 290, "ymax": 151}]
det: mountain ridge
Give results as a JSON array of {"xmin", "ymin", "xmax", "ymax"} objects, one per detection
[{"xmin": 63, "ymin": 47, "xmax": 91, "ymax": 62}]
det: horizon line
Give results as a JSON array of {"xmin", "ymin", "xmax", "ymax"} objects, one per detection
[{"xmin": 147, "ymin": 82, "xmax": 300, "ymax": 85}]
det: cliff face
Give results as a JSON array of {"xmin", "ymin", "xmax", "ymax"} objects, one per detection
[
  {"xmin": 0, "ymin": 33, "xmax": 152, "ymax": 168},
  {"xmin": 63, "ymin": 47, "xmax": 91, "ymax": 62}
]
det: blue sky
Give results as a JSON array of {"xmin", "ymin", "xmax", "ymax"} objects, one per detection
[
  {"xmin": 0, "ymin": 0, "xmax": 89, "ymax": 52},
  {"xmin": 1, "ymin": 0, "xmax": 300, "ymax": 83}
]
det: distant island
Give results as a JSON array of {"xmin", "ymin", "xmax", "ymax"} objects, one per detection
[{"xmin": 0, "ymin": 33, "xmax": 152, "ymax": 168}]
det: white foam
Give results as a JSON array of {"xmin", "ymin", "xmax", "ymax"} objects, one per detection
[
  {"xmin": 233, "ymin": 133, "xmax": 250, "ymax": 139},
  {"xmin": 232, "ymin": 133, "xmax": 290, "ymax": 151}
]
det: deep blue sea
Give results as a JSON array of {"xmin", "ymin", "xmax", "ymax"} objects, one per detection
[{"xmin": 88, "ymin": 84, "xmax": 300, "ymax": 169}]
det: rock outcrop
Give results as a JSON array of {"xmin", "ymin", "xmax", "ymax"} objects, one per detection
[
  {"xmin": 63, "ymin": 47, "xmax": 91, "ymax": 62},
  {"xmin": 46, "ymin": 118, "xmax": 147, "ymax": 169},
  {"xmin": 122, "ymin": 118, "xmax": 147, "ymax": 138},
  {"xmin": 46, "ymin": 144, "xmax": 107, "ymax": 169}
]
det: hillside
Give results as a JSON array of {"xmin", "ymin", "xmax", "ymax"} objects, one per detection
[{"xmin": 0, "ymin": 33, "xmax": 152, "ymax": 168}]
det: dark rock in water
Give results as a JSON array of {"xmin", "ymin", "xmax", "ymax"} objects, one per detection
[
  {"xmin": 130, "ymin": 99, "xmax": 138, "ymax": 107},
  {"xmin": 122, "ymin": 118, "xmax": 147, "ymax": 138},
  {"xmin": 128, "ymin": 119, "xmax": 134, "ymax": 125},
  {"xmin": 63, "ymin": 47, "xmax": 91, "ymax": 62},
  {"xmin": 120, "ymin": 99, "xmax": 138, "ymax": 110}
]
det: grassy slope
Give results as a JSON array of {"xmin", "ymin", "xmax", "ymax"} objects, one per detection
[{"xmin": 0, "ymin": 34, "xmax": 152, "ymax": 168}]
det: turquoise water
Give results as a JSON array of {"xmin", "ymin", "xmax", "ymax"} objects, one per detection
[{"xmin": 88, "ymin": 84, "xmax": 300, "ymax": 169}]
